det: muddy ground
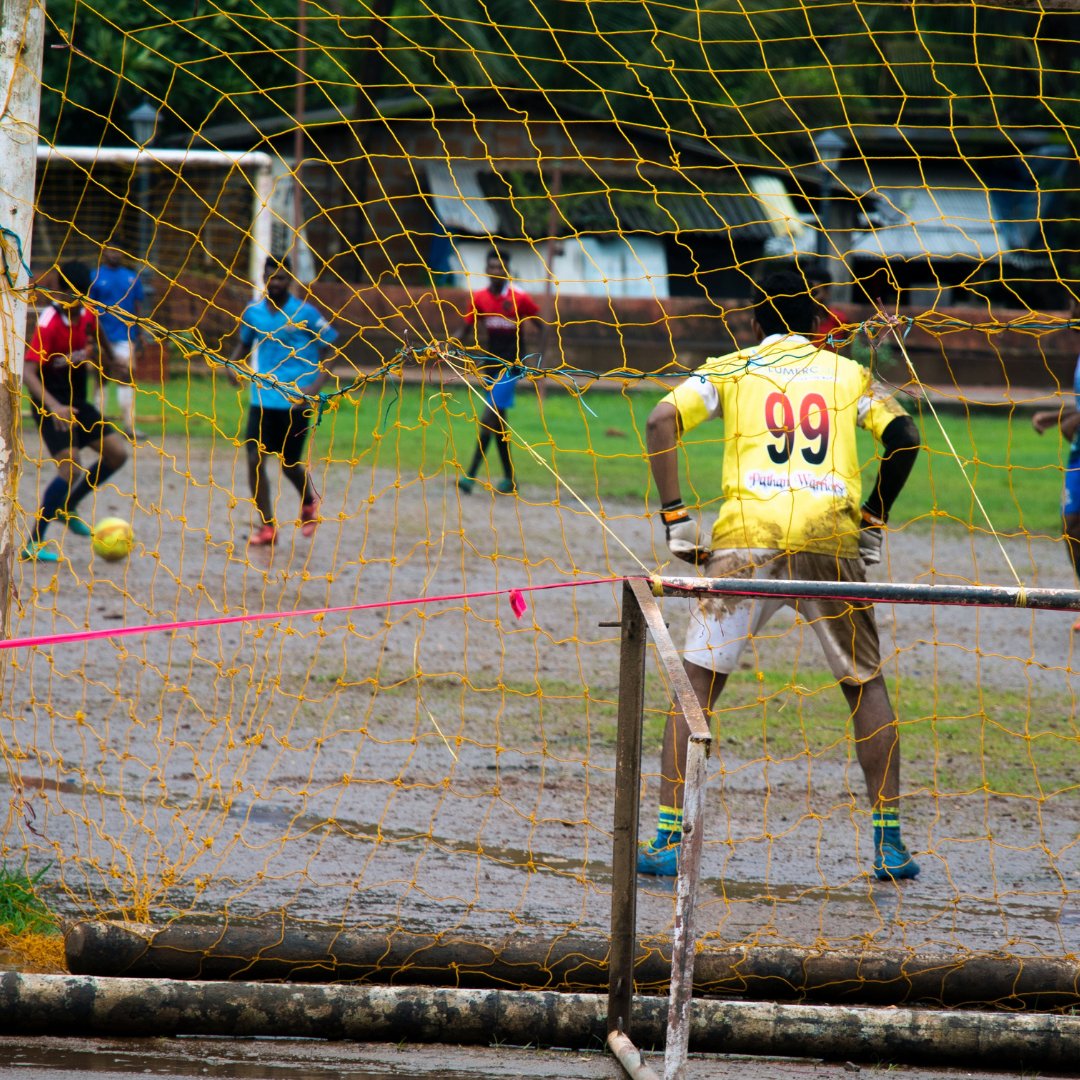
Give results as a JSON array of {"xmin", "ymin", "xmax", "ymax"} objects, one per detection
[
  {"xmin": 1, "ymin": 1035, "xmax": 1073, "ymax": 1080},
  {"xmin": 4, "ymin": 429, "xmax": 1080, "ymax": 969}
]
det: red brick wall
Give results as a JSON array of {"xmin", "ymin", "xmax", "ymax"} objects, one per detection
[{"xmin": 151, "ymin": 272, "xmax": 1077, "ymax": 393}]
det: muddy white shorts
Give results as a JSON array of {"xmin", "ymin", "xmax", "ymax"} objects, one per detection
[{"xmin": 683, "ymin": 548, "xmax": 882, "ymax": 684}]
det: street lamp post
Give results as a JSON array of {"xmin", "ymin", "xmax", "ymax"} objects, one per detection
[
  {"xmin": 812, "ymin": 129, "xmax": 847, "ymax": 295},
  {"xmin": 127, "ymin": 101, "xmax": 158, "ymax": 277}
]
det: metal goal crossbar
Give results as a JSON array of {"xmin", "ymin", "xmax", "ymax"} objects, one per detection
[{"xmin": 608, "ymin": 573, "xmax": 1080, "ymax": 1080}]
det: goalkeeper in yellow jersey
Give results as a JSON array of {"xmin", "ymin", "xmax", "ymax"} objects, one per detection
[{"xmin": 641, "ymin": 270, "xmax": 922, "ymax": 882}]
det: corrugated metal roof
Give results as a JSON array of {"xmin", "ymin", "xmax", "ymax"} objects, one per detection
[
  {"xmin": 750, "ymin": 175, "xmax": 812, "ymax": 244},
  {"xmin": 847, "ymin": 184, "xmax": 1003, "ymax": 260},
  {"xmin": 425, "ymin": 161, "xmax": 500, "ymax": 236},
  {"xmin": 658, "ymin": 191, "xmax": 774, "ymax": 239},
  {"xmin": 480, "ymin": 175, "xmax": 774, "ymax": 241},
  {"xmin": 764, "ymin": 162, "xmax": 1048, "ymax": 266}
]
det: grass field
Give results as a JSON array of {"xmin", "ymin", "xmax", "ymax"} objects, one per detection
[
  {"xmin": 138, "ymin": 375, "xmax": 1069, "ymax": 538},
  {"xmin": 457, "ymin": 660, "xmax": 1080, "ymax": 805}
]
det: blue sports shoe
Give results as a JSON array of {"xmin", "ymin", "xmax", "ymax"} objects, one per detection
[
  {"xmin": 20, "ymin": 540, "xmax": 60, "ymax": 563},
  {"xmin": 874, "ymin": 839, "xmax": 920, "ymax": 881},
  {"xmin": 57, "ymin": 510, "xmax": 92, "ymax": 537},
  {"xmin": 637, "ymin": 838, "xmax": 680, "ymax": 876}
]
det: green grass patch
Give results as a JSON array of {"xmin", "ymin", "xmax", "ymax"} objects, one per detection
[
  {"xmin": 0, "ymin": 864, "xmax": 59, "ymax": 936},
  {"xmin": 134, "ymin": 377, "xmax": 1068, "ymax": 538},
  {"xmin": 267, "ymin": 663, "xmax": 1080, "ymax": 800},
  {"xmin": 705, "ymin": 667, "xmax": 1080, "ymax": 798}
]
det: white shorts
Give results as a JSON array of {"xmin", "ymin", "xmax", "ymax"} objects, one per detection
[
  {"xmin": 109, "ymin": 338, "xmax": 135, "ymax": 371},
  {"xmin": 683, "ymin": 548, "xmax": 882, "ymax": 684}
]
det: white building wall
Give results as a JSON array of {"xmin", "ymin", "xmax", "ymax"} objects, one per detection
[{"xmin": 449, "ymin": 234, "xmax": 669, "ymax": 300}]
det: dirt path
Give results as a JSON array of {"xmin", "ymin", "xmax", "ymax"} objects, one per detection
[{"xmin": 5, "ymin": 437, "xmax": 1080, "ymax": 964}]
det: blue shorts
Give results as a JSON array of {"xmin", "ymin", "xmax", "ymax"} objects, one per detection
[
  {"xmin": 1064, "ymin": 447, "xmax": 1080, "ymax": 517},
  {"xmin": 486, "ymin": 373, "xmax": 520, "ymax": 412}
]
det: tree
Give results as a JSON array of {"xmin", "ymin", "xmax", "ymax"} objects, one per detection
[{"xmin": 40, "ymin": 0, "xmax": 357, "ymax": 146}]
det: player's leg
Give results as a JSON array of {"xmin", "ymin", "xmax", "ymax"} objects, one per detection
[
  {"xmin": 1065, "ymin": 514, "xmax": 1080, "ymax": 631},
  {"xmin": 23, "ymin": 447, "xmax": 80, "ymax": 561},
  {"xmin": 62, "ymin": 406, "xmax": 128, "ymax": 530},
  {"xmin": 245, "ymin": 405, "xmax": 277, "ymax": 544},
  {"xmin": 280, "ymin": 408, "xmax": 320, "ymax": 536},
  {"xmin": 246, "ymin": 445, "xmax": 275, "ymax": 537},
  {"xmin": 487, "ymin": 377, "xmax": 517, "ymax": 492},
  {"xmin": 1065, "ymin": 514, "xmax": 1080, "ymax": 579},
  {"xmin": 490, "ymin": 407, "xmax": 515, "ymax": 493},
  {"xmin": 841, "ymin": 678, "xmax": 918, "ymax": 881},
  {"xmin": 636, "ymin": 659, "xmax": 727, "ymax": 877},
  {"xmin": 460, "ymin": 403, "xmax": 499, "ymax": 492},
  {"xmin": 799, "ymin": 551, "xmax": 919, "ymax": 881},
  {"xmin": 638, "ymin": 550, "xmax": 778, "ymax": 876},
  {"xmin": 23, "ymin": 405, "xmax": 92, "ymax": 559},
  {"xmin": 112, "ymin": 337, "xmax": 137, "ymax": 437}
]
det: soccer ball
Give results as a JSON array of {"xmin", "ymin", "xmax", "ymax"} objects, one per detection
[{"xmin": 92, "ymin": 517, "xmax": 134, "ymax": 562}]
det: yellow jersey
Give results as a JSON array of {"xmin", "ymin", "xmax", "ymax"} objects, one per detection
[{"xmin": 662, "ymin": 333, "xmax": 909, "ymax": 557}]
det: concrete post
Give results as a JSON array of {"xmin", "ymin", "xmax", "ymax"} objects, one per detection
[{"xmin": 0, "ymin": 0, "xmax": 45, "ymax": 632}]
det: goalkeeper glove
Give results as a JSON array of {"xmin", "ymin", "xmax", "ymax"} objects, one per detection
[
  {"xmin": 661, "ymin": 501, "xmax": 709, "ymax": 565},
  {"xmin": 859, "ymin": 506, "xmax": 886, "ymax": 566}
]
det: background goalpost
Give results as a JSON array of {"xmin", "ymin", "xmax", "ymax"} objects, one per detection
[{"xmin": 34, "ymin": 146, "xmax": 276, "ymax": 297}]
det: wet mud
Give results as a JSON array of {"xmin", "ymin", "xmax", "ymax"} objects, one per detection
[{"xmin": 5, "ymin": 436, "xmax": 1080, "ymax": 972}]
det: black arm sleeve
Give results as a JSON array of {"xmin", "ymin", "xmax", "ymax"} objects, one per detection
[{"xmin": 862, "ymin": 414, "xmax": 920, "ymax": 521}]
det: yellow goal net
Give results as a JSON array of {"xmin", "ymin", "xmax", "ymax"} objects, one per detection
[{"xmin": 2, "ymin": 0, "xmax": 1079, "ymax": 997}]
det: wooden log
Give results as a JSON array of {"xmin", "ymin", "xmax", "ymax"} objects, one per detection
[
  {"xmin": 4, "ymin": 972, "xmax": 1080, "ymax": 1069},
  {"xmin": 65, "ymin": 919, "xmax": 1080, "ymax": 1010}
]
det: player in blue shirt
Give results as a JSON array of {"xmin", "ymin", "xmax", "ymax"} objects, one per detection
[
  {"xmin": 89, "ymin": 247, "xmax": 144, "ymax": 437},
  {"xmin": 1033, "ymin": 302, "xmax": 1080, "ymax": 630},
  {"xmin": 228, "ymin": 256, "xmax": 338, "ymax": 547}
]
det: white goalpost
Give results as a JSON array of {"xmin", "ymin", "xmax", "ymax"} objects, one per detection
[{"xmin": 35, "ymin": 145, "xmax": 276, "ymax": 296}]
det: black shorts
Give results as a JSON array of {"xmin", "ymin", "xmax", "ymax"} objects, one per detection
[
  {"xmin": 245, "ymin": 406, "xmax": 312, "ymax": 466},
  {"xmin": 36, "ymin": 400, "xmax": 118, "ymax": 457}
]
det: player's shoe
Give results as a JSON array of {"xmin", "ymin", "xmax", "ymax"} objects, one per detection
[
  {"xmin": 249, "ymin": 524, "xmax": 277, "ymax": 547},
  {"xmin": 20, "ymin": 540, "xmax": 60, "ymax": 563},
  {"xmin": 496, "ymin": 477, "xmax": 516, "ymax": 494},
  {"xmin": 300, "ymin": 498, "xmax": 320, "ymax": 538},
  {"xmin": 1072, "ymin": 615, "xmax": 1080, "ymax": 633},
  {"xmin": 56, "ymin": 509, "xmax": 92, "ymax": 537},
  {"xmin": 637, "ymin": 837, "xmax": 680, "ymax": 876},
  {"xmin": 457, "ymin": 477, "xmax": 474, "ymax": 494},
  {"xmin": 873, "ymin": 839, "xmax": 920, "ymax": 881}
]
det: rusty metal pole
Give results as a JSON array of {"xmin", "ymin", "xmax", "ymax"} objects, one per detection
[
  {"xmin": 292, "ymin": 0, "xmax": 307, "ymax": 273},
  {"xmin": 608, "ymin": 578, "xmax": 647, "ymax": 1040},
  {"xmin": 656, "ymin": 574, "xmax": 1080, "ymax": 613},
  {"xmin": 536, "ymin": 162, "xmax": 563, "ymax": 399},
  {"xmin": 664, "ymin": 735, "xmax": 709, "ymax": 1080},
  {"xmin": 0, "ymin": 0, "xmax": 44, "ymax": 634},
  {"xmin": 624, "ymin": 579, "xmax": 714, "ymax": 1080}
]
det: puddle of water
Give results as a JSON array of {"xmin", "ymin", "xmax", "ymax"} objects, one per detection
[{"xmin": 0, "ymin": 1037, "xmax": 610, "ymax": 1080}]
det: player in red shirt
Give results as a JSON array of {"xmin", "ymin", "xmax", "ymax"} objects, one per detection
[
  {"xmin": 810, "ymin": 280, "xmax": 844, "ymax": 352},
  {"xmin": 21, "ymin": 261, "xmax": 128, "ymax": 563},
  {"xmin": 814, "ymin": 305, "xmax": 845, "ymax": 352},
  {"xmin": 455, "ymin": 250, "xmax": 540, "ymax": 495}
]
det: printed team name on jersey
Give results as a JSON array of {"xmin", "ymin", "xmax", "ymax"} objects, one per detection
[
  {"xmin": 750, "ymin": 364, "xmax": 827, "ymax": 382},
  {"xmin": 746, "ymin": 469, "xmax": 849, "ymax": 498}
]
